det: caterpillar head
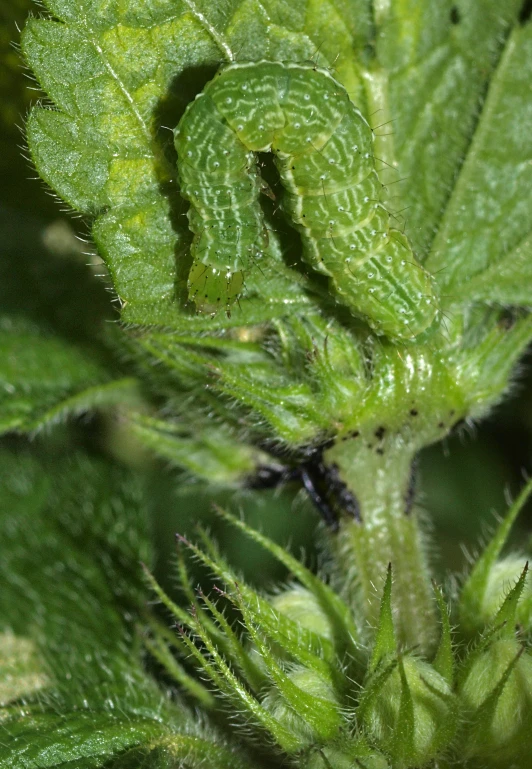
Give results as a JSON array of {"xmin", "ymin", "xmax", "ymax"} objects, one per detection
[{"xmin": 187, "ymin": 259, "xmax": 244, "ymax": 317}]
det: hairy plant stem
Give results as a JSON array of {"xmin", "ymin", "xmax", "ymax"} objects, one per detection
[{"xmin": 325, "ymin": 437, "xmax": 437, "ymax": 655}]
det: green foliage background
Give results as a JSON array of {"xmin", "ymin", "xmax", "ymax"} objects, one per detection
[
  {"xmin": 2, "ymin": 0, "xmax": 532, "ymax": 576},
  {"xmin": 1, "ymin": 0, "xmax": 532, "ymax": 766}
]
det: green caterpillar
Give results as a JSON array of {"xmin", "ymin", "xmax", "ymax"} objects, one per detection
[{"xmin": 174, "ymin": 61, "xmax": 438, "ymax": 341}]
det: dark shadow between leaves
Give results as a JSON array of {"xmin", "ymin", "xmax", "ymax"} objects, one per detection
[
  {"xmin": 520, "ymin": 0, "xmax": 532, "ymax": 24},
  {"xmin": 152, "ymin": 64, "xmax": 220, "ymax": 315}
]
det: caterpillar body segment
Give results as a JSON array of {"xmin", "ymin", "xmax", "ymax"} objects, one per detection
[{"xmin": 174, "ymin": 61, "xmax": 438, "ymax": 340}]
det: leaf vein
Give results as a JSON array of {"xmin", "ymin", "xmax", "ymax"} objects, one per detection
[
  {"xmin": 181, "ymin": 0, "xmax": 234, "ymax": 62},
  {"xmin": 88, "ymin": 36, "xmax": 151, "ymax": 143}
]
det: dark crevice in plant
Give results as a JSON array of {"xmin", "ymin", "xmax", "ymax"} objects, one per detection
[
  {"xmin": 450, "ymin": 6, "xmax": 461, "ymax": 25},
  {"xmin": 520, "ymin": 0, "xmax": 532, "ymax": 24}
]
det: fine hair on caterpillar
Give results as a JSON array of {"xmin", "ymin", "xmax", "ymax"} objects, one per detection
[{"xmin": 174, "ymin": 60, "xmax": 439, "ymax": 342}]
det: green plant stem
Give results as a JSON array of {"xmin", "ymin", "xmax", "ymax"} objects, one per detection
[{"xmin": 326, "ymin": 437, "xmax": 437, "ymax": 654}]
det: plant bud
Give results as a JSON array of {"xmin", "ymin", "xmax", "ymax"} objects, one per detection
[
  {"xmin": 261, "ymin": 666, "xmax": 340, "ymax": 747},
  {"xmin": 270, "ymin": 585, "xmax": 334, "ymax": 640},
  {"xmin": 479, "ymin": 556, "xmax": 532, "ymax": 630},
  {"xmin": 303, "ymin": 738, "xmax": 391, "ymax": 769},
  {"xmin": 459, "ymin": 638, "xmax": 532, "ymax": 764},
  {"xmin": 363, "ymin": 655, "xmax": 457, "ymax": 768}
]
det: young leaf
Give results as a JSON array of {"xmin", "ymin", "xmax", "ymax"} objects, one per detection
[
  {"xmin": 491, "ymin": 562, "xmax": 529, "ymax": 639},
  {"xmin": 198, "ymin": 589, "xmax": 267, "ymax": 692},
  {"xmin": 459, "ymin": 476, "xmax": 532, "ymax": 634},
  {"xmin": 217, "ymin": 509, "xmax": 362, "ymax": 655},
  {"xmin": 235, "ymin": 587, "xmax": 339, "ymax": 688},
  {"xmin": 179, "ymin": 616, "xmax": 301, "ymax": 753},
  {"xmin": 381, "ymin": 0, "xmax": 524, "ymax": 259},
  {"xmin": 238, "ymin": 603, "xmax": 342, "ymax": 743},
  {"xmin": 390, "ymin": 658, "xmax": 416, "ymax": 765},
  {"xmin": 370, "ymin": 565, "xmax": 396, "ymax": 672},
  {"xmin": 142, "ymin": 632, "xmax": 215, "ymax": 709},
  {"xmin": 432, "ymin": 583, "xmax": 454, "ymax": 685},
  {"xmin": 126, "ymin": 411, "xmax": 264, "ymax": 485}
]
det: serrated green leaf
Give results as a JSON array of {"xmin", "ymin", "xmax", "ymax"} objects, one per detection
[
  {"xmin": 462, "ymin": 314, "xmax": 532, "ymax": 417},
  {"xmin": 452, "ymin": 233, "xmax": 532, "ymax": 306},
  {"xmin": 0, "ymin": 449, "xmax": 152, "ymax": 698},
  {"xmin": 380, "ymin": 0, "xmax": 523, "ymax": 259},
  {"xmin": 426, "ymin": 21, "xmax": 532, "ymax": 292},
  {"xmin": 15, "ymin": 10, "xmax": 532, "ymax": 768},
  {"xmin": 106, "ymin": 733, "xmax": 251, "ymax": 769},
  {"xmin": 0, "ymin": 447, "xmax": 222, "ymax": 767},
  {"xmin": 21, "ymin": 0, "xmax": 532, "ymax": 347},
  {"xmin": 22, "ymin": 0, "xmax": 363, "ymax": 328},
  {"xmin": 0, "ymin": 710, "xmax": 171, "ymax": 769},
  {"xmin": 0, "ymin": 316, "xmax": 138, "ymax": 434},
  {"xmin": 26, "ymin": 107, "xmax": 111, "ymax": 213},
  {"xmin": 21, "ymin": 0, "xmax": 532, "ymax": 493}
]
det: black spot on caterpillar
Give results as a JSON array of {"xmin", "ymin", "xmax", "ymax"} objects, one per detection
[{"xmin": 174, "ymin": 61, "xmax": 439, "ymax": 342}]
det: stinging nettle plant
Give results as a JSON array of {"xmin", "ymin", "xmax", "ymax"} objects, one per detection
[{"xmin": 2, "ymin": 0, "xmax": 532, "ymax": 767}]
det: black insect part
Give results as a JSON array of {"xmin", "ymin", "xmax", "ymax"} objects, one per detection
[
  {"xmin": 319, "ymin": 460, "xmax": 361, "ymax": 522},
  {"xmin": 300, "ymin": 465, "xmax": 339, "ymax": 531},
  {"xmin": 246, "ymin": 446, "xmax": 361, "ymax": 530},
  {"xmin": 300, "ymin": 449, "xmax": 361, "ymax": 528},
  {"xmin": 246, "ymin": 463, "xmax": 299, "ymax": 489}
]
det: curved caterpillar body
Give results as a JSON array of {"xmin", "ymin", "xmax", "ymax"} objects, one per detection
[{"xmin": 174, "ymin": 61, "xmax": 438, "ymax": 341}]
